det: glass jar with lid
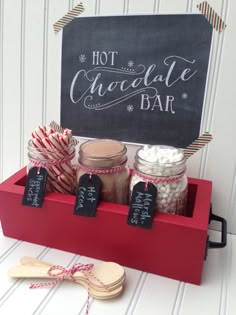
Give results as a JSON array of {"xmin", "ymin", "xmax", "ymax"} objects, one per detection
[
  {"xmin": 77, "ymin": 139, "xmax": 129, "ymax": 205},
  {"xmin": 130, "ymin": 145, "xmax": 188, "ymax": 216}
]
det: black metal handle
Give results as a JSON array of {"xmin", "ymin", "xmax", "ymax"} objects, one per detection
[
  {"xmin": 204, "ymin": 206, "xmax": 227, "ymax": 260},
  {"xmin": 208, "ymin": 206, "xmax": 227, "ymax": 248}
]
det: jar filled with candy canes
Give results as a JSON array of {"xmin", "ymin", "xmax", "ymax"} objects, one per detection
[
  {"xmin": 27, "ymin": 126, "xmax": 77, "ymax": 194},
  {"xmin": 77, "ymin": 139, "xmax": 129, "ymax": 205},
  {"xmin": 130, "ymin": 145, "xmax": 188, "ymax": 216}
]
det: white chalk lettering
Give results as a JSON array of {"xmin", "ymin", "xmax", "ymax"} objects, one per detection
[
  {"xmin": 76, "ymin": 186, "xmax": 86, "ymax": 208},
  {"xmin": 70, "ymin": 55, "xmax": 197, "ymax": 111},
  {"xmin": 92, "ymin": 51, "xmax": 118, "ymax": 66},
  {"xmin": 87, "ymin": 186, "xmax": 96, "ymax": 203}
]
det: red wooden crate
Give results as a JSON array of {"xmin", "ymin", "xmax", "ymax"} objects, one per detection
[{"xmin": 0, "ymin": 167, "xmax": 212, "ymax": 285}]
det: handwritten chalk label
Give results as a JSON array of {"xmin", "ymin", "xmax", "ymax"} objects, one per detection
[
  {"xmin": 22, "ymin": 167, "xmax": 48, "ymax": 208},
  {"xmin": 127, "ymin": 182, "xmax": 157, "ymax": 229},
  {"xmin": 74, "ymin": 174, "xmax": 101, "ymax": 217}
]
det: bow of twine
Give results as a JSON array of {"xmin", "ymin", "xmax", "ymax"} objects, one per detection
[
  {"xmin": 30, "ymin": 263, "xmax": 109, "ymax": 315},
  {"xmin": 29, "ymin": 263, "xmax": 94, "ymax": 289}
]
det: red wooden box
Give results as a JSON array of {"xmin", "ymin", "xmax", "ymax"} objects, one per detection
[{"xmin": 0, "ymin": 167, "xmax": 212, "ymax": 285}]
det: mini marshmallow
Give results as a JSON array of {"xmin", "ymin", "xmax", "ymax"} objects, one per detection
[{"xmin": 131, "ymin": 145, "xmax": 188, "ymax": 215}]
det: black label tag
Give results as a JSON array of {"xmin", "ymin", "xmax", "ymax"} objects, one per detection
[
  {"xmin": 22, "ymin": 167, "xmax": 48, "ymax": 208},
  {"xmin": 74, "ymin": 174, "xmax": 101, "ymax": 217},
  {"xmin": 127, "ymin": 182, "xmax": 157, "ymax": 229}
]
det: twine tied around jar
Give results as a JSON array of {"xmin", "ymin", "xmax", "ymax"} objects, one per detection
[
  {"xmin": 79, "ymin": 163, "xmax": 128, "ymax": 180},
  {"xmin": 29, "ymin": 154, "xmax": 75, "ymax": 173},
  {"xmin": 132, "ymin": 169, "xmax": 184, "ymax": 190}
]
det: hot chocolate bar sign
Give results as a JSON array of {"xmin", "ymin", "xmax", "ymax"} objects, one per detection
[{"xmin": 61, "ymin": 14, "xmax": 212, "ymax": 147}]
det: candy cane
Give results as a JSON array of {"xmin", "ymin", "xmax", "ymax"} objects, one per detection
[{"xmin": 49, "ymin": 121, "xmax": 78, "ymax": 146}]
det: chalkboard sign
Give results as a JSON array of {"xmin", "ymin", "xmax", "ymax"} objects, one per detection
[
  {"xmin": 74, "ymin": 174, "xmax": 101, "ymax": 217},
  {"xmin": 22, "ymin": 167, "xmax": 48, "ymax": 208},
  {"xmin": 127, "ymin": 182, "xmax": 157, "ymax": 229},
  {"xmin": 61, "ymin": 14, "xmax": 212, "ymax": 147}
]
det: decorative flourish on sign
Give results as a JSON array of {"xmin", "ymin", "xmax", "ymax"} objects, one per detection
[
  {"xmin": 70, "ymin": 56, "xmax": 198, "ymax": 112},
  {"xmin": 181, "ymin": 92, "xmax": 188, "ymax": 99},
  {"xmin": 183, "ymin": 132, "xmax": 213, "ymax": 158},
  {"xmin": 79, "ymin": 54, "xmax": 86, "ymax": 63},
  {"xmin": 53, "ymin": 2, "xmax": 85, "ymax": 33},
  {"xmin": 127, "ymin": 104, "xmax": 134, "ymax": 112},
  {"xmin": 197, "ymin": 2, "xmax": 226, "ymax": 33},
  {"xmin": 128, "ymin": 60, "xmax": 134, "ymax": 67}
]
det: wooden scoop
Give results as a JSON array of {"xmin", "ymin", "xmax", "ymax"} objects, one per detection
[
  {"xmin": 8, "ymin": 258, "xmax": 125, "ymax": 299},
  {"xmin": 19, "ymin": 256, "xmax": 126, "ymax": 292},
  {"xmin": 17, "ymin": 256, "xmax": 125, "ymax": 288}
]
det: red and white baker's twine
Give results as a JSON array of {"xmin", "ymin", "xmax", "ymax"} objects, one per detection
[
  {"xmin": 29, "ymin": 154, "xmax": 75, "ymax": 169},
  {"xmin": 79, "ymin": 163, "xmax": 128, "ymax": 180},
  {"xmin": 30, "ymin": 263, "xmax": 110, "ymax": 315},
  {"xmin": 133, "ymin": 169, "xmax": 184, "ymax": 190}
]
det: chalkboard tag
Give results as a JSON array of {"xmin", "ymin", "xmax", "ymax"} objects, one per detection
[
  {"xmin": 22, "ymin": 167, "xmax": 48, "ymax": 208},
  {"xmin": 127, "ymin": 182, "xmax": 157, "ymax": 229},
  {"xmin": 74, "ymin": 174, "xmax": 101, "ymax": 217}
]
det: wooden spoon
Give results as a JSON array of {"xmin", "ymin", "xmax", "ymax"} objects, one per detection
[
  {"xmin": 20, "ymin": 256, "xmax": 126, "ymax": 292},
  {"xmin": 8, "ymin": 258, "xmax": 125, "ymax": 299},
  {"xmin": 19, "ymin": 256, "xmax": 125, "ymax": 288},
  {"xmin": 8, "ymin": 264, "xmax": 123, "ymax": 299}
]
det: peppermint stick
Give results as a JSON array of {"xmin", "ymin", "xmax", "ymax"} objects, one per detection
[
  {"xmin": 49, "ymin": 121, "xmax": 78, "ymax": 146},
  {"xmin": 183, "ymin": 132, "xmax": 213, "ymax": 159},
  {"xmin": 30, "ymin": 125, "xmax": 75, "ymax": 194}
]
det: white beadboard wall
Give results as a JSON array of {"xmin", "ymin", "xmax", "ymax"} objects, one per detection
[{"xmin": 0, "ymin": 0, "xmax": 236, "ymax": 232}]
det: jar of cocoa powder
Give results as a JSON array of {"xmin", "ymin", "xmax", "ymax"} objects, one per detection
[{"xmin": 77, "ymin": 139, "xmax": 129, "ymax": 205}]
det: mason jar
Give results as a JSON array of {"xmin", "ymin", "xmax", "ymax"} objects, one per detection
[
  {"xmin": 27, "ymin": 140, "xmax": 76, "ymax": 194},
  {"xmin": 77, "ymin": 139, "xmax": 129, "ymax": 205},
  {"xmin": 130, "ymin": 145, "xmax": 188, "ymax": 216}
]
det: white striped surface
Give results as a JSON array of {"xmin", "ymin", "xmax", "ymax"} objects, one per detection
[{"xmin": 0, "ymin": 227, "xmax": 235, "ymax": 314}]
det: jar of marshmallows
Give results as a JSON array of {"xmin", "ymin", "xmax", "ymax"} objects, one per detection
[
  {"xmin": 130, "ymin": 145, "xmax": 188, "ymax": 216},
  {"xmin": 77, "ymin": 139, "xmax": 129, "ymax": 205}
]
